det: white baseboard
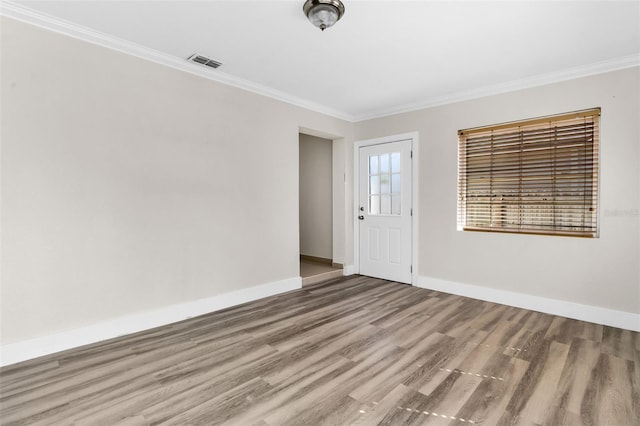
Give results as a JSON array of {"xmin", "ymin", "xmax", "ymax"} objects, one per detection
[
  {"xmin": 417, "ymin": 276, "xmax": 640, "ymax": 332},
  {"xmin": 343, "ymin": 265, "xmax": 356, "ymax": 276},
  {"xmin": 0, "ymin": 277, "xmax": 301, "ymax": 367}
]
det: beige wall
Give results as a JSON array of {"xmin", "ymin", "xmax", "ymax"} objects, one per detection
[
  {"xmin": 2, "ymin": 16, "xmax": 638, "ymax": 349},
  {"xmin": 299, "ymin": 134, "xmax": 333, "ymax": 259},
  {"xmin": 354, "ymin": 67, "xmax": 640, "ymax": 314},
  {"xmin": 0, "ymin": 18, "xmax": 351, "ymax": 344}
]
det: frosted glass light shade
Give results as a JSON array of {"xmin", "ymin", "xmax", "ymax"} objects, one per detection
[{"xmin": 303, "ymin": 0, "xmax": 345, "ymax": 31}]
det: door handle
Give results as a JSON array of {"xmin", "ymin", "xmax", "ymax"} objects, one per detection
[{"xmin": 358, "ymin": 215, "xmax": 364, "ymax": 220}]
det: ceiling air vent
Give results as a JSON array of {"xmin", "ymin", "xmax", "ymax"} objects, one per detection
[{"xmin": 187, "ymin": 54, "xmax": 222, "ymax": 69}]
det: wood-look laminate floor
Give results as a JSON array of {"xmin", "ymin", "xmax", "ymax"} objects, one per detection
[{"xmin": 1, "ymin": 275, "xmax": 639, "ymax": 426}]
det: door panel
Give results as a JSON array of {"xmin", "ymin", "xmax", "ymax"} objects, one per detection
[
  {"xmin": 359, "ymin": 139, "xmax": 412, "ymax": 284},
  {"xmin": 388, "ymin": 228, "xmax": 401, "ymax": 264},
  {"xmin": 368, "ymin": 227, "xmax": 380, "ymax": 261}
]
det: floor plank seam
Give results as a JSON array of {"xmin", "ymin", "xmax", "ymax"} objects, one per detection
[
  {"xmin": 438, "ymin": 367, "xmax": 505, "ymax": 381},
  {"xmin": 395, "ymin": 405, "xmax": 477, "ymax": 423},
  {"xmin": 468, "ymin": 342, "xmax": 528, "ymax": 352}
]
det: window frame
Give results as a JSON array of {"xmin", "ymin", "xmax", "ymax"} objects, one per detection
[{"xmin": 457, "ymin": 108, "xmax": 600, "ymax": 238}]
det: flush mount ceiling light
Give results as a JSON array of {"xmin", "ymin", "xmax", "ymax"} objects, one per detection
[{"xmin": 303, "ymin": 0, "xmax": 345, "ymax": 31}]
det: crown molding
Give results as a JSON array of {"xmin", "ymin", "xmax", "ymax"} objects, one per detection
[
  {"xmin": 0, "ymin": 1, "xmax": 355, "ymax": 122},
  {"xmin": 2, "ymin": 1, "xmax": 638, "ymax": 124},
  {"xmin": 353, "ymin": 53, "xmax": 640, "ymax": 122}
]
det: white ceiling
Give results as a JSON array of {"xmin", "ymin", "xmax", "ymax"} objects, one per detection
[{"xmin": 5, "ymin": 0, "xmax": 640, "ymax": 121}]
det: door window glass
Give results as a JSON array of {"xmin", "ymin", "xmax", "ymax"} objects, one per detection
[{"xmin": 368, "ymin": 153, "xmax": 401, "ymax": 215}]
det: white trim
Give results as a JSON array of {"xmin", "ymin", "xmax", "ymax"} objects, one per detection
[
  {"xmin": 410, "ymin": 134, "xmax": 419, "ymax": 285},
  {"xmin": 417, "ymin": 276, "xmax": 640, "ymax": 332},
  {"xmin": 353, "ymin": 54, "xmax": 640, "ymax": 122},
  {"xmin": 2, "ymin": 1, "xmax": 639, "ymax": 124},
  {"xmin": 0, "ymin": 277, "xmax": 301, "ymax": 367},
  {"xmin": 0, "ymin": 2, "xmax": 352, "ymax": 122},
  {"xmin": 343, "ymin": 264, "xmax": 356, "ymax": 276},
  {"xmin": 353, "ymin": 132, "xmax": 419, "ymax": 285}
]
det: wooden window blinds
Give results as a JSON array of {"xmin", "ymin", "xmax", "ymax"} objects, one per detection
[{"xmin": 457, "ymin": 108, "xmax": 600, "ymax": 237}]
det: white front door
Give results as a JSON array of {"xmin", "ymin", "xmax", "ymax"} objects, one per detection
[{"xmin": 358, "ymin": 139, "xmax": 412, "ymax": 284}]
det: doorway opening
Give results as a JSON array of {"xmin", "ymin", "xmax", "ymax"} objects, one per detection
[{"xmin": 299, "ymin": 133, "xmax": 343, "ymax": 286}]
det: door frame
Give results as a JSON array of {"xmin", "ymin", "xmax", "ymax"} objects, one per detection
[{"xmin": 353, "ymin": 132, "xmax": 419, "ymax": 285}]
